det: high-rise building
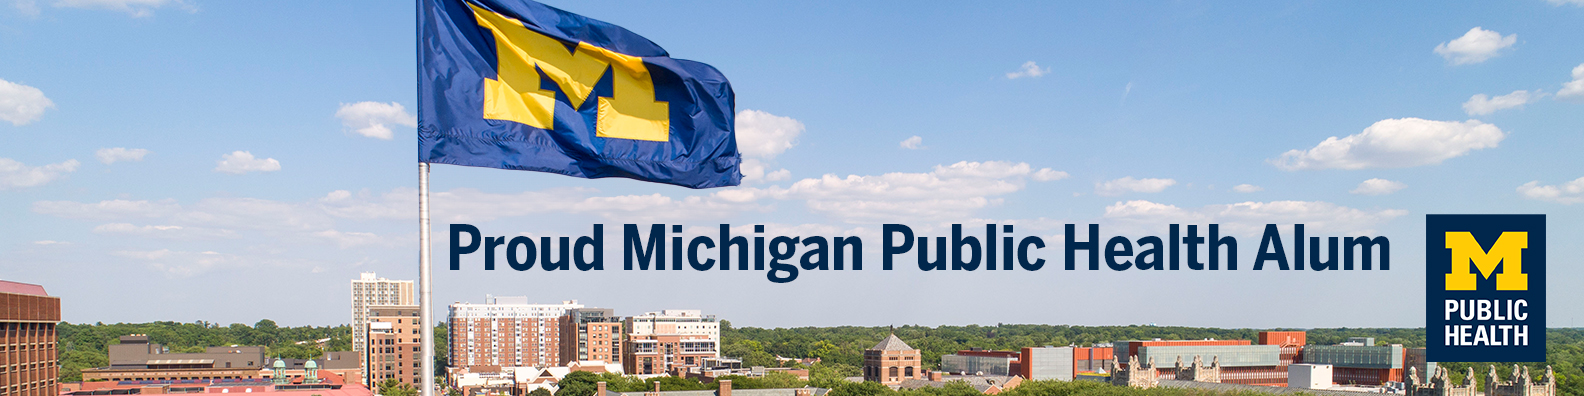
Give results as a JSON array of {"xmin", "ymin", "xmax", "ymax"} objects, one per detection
[
  {"xmin": 622, "ymin": 310, "xmax": 719, "ymax": 375},
  {"xmin": 559, "ymin": 308, "xmax": 622, "ymax": 365},
  {"xmin": 350, "ymin": 272, "xmax": 414, "ymax": 384},
  {"xmin": 1, "ymin": 280, "xmax": 61, "ymax": 396},
  {"xmin": 366, "ymin": 305, "xmax": 422, "ymax": 386},
  {"xmin": 448, "ymin": 297, "xmax": 583, "ymax": 369}
]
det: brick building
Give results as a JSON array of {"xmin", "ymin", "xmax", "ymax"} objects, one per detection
[
  {"xmin": 350, "ymin": 272, "xmax": 414, "ymax": 385},
  {"xmin": 81, "ymin": 335, "xmax": 267, "ymax": 382},
  {"xmin": 448, "ymin": 297, "xmax": 583, "ymax": 369},
  {"xmin": 622, "ymin": 310, "xmax": 719, "ymax": 375},
  {"xmin": 366, "ymin": 304, "xmax": 423, "ymax": 386},
  {"xmin": 862, "ymin": 334, "xmax": 921, "ymax": 386},
  {"xmin": 1, "ymin": 280, "xmax": 61, "ymax": 396},
  {"xmin": 559, "ymin": 307, "xmax": 622, "ymax": 365}
]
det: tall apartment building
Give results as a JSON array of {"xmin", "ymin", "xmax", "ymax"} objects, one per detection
[
  {"xmin": 559, "ymin": 308, "xmax": 623, "ymax": 365},
  {"xmin": 1, "ymin": 280, "xmax": 61, "ymax": 396},
  {"xmin": 350, "ymin": 272, "xmax": 414, "ymax": 384},
  {"xmin": 622, "ymin": 310, "xmax": 719, "ymax": 375},
  {"xmin": 448, "ymin": 297, "xmax": 583, "ymax": 369},
  {"xmin": 366, "ymin": 305, "xmax": 422, "ymax": 386}
]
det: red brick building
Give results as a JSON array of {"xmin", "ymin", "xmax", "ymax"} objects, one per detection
[
  {"xmin": 448, "ymin": 297, "xmax": 582, "ymax": 369},
  {"xmin": 1, "ymin": 280, "xmax": 61, "ymax": 396},
  {"xmin": 863, "ymin": 334, "xmax": 922, "ymax": 386},
  {"xmin": 366, "ymin": 305, "xmax": 422, "ymax": 386},
  {"xmin": 622, "ymin": 310, "xmax": 719, "ymax": 375},
  {"xmin": 558, "ymin": 308, "xmax": 622, "ymax": 365}
]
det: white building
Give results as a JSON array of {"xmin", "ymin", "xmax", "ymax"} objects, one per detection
[
  {"xmin": 626, "ymin": 309, "xmax": 720, "ymax": 340},
  {"xmin": 350, "ymin": 272, "xmax": 414, "ymax": 384}
]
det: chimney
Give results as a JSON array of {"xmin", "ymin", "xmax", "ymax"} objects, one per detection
[
  {"xmin": 929, "ymin": 371, "xmax": 942, "ymax": 382},
  {"xmin": 597, "ymin": 382, "xmax": 607, "ymax": 396},
  {"xmin": 654, "ymin": 381, "xmax": 663, "ymax": 393},
  {"xmin": 718, "ymin": 380, "xmax": 731, "ymax": 396},
  {"xmin": 793, "ymin": 388, "xmax": 810, "ymax": 396}
]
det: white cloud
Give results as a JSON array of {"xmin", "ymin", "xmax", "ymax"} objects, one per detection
[
  {"xmin": 1463, "ymin": 90, "xmax": 1543, "ymax": 116},
  {"xmin": 32, "ymin": 240, "xmax": 68, "ymax": 245},
  {"xmin": 740, "ymin": 159, "xmax": 790, "ymax": 184},
  {"xmin": 1558, "ymin": 64, "xmax": 1584, "ymax": 101},
  {"xmin": 214, "ymin": 151, "xmax": 281, "ymax": 174},
  {"xmin": 1103, "ymin": 200, "xmax": 1407, "ymax": 236},
  {"xmin": 113, "ymin": 249, "xmax": 241, "ymax": 278},
  {"xmin": 1350, "ymin": 178, "xmax": 1406, "ymax": 195},
  {"xmin": 1095, "ymin": 177, "xmax": 1176, "ymax": 196},
  {"xmin": 1232, "ymin": 184, "xmax": 1263, "ymax": 193},
  {"xmin": 33, "ymin": 198, "xmax": 181, "ymax": 220},
  {"xmin": 1517, "ymin": 177, "xmax": 1584, "ymax": 204},
  {"xmin": 0, "ymin": 158, "xmax": 78, "ymax": 189},
  {"xmin": 0, "ymin": 78, "xmax": 54, "ymax": 126},
  {"xmin": 1032, "ymin": 168, "xmax": 1069, "ymax": 182},
  {"xmin": 1434, "ymin": 27, "xmax": 1516, "ymax": 65},
  {"xmin": 1545, "ymin": 0, "xmax": 1584, "ymax": 6},
  {"xmin": 52, "ymin": 0, "xmax": 193, "ymax": 17},
  {"xmin": 1005, "ymin": 61, "xmax": 1049, "ymax": 79},
  {"xmin": 13, "ymin": 0, "xmax": 40, "ymax": 17},
  {"xmin": 92, "ymin": 223, "xmax": 236, "ymax": 239},
  {"xmin": 727, "ymin": 161, "xmax": 1041, "ymax": 223},
  {"xmin": 319, "ymin": 186, "xmax": 760, "ymax": 224},
  {"xmin": 735, "ymin": 109, "xmax": 803, "ymax": 159},
  {"xmin": 900, "ymin": 136, "xmax": 924, "ymax": 150},
  {"xmin": 313, "ymin": 230, "xmax": 387, "ymax": 248},
  {"xmin": 335, "ymin": 101, "xmax": 416, "ymax": 140},
  {"xmin": 95, "ymin": 147, "xmax": 150, "ymax": 164},
  {"xmin": 1272, "ymin": 118, "xmax": 1504, "ymax": 170}
]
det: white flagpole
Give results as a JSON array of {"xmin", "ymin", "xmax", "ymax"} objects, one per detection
[{"xmin": 419, "ymin": 162, "xmax": 436, "ymax": 396}]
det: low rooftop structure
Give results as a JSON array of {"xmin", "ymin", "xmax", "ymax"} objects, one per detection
[
  {"xmin": 899, "ymin": 372, "xmax": 1023, "ymax": 395},
  {"xmin": 597, "ymin": 379, "xmax": 827, "ymax": 396}
]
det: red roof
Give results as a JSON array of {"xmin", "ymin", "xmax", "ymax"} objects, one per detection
[{"xmin": 0, "ymin": 280, "xmax": 48, "ymax": 296}]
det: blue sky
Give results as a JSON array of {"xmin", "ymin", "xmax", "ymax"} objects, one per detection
[{"xmin": 1, "ymin": 0, "xmax": 1582, "ymax": 329}]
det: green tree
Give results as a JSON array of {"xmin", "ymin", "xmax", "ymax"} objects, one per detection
[
  {"xmin": 555, "ymin": 371, "xmax": 602, "ymax": 396},
  {"xmin": 529, "ymin": 388, "xmax": 554, "ymax": 396},
  {"xmin": 377, "ymin": 379, "xmax": 418, "ymax": 396}
]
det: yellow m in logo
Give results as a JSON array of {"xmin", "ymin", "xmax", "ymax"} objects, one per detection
[
  {"xmin": 470, "ymin": 4, "xmax": 670, "ymax": 141},
  {"xmin": 1445, "ymin": 231, "xmax": 1527, "ymax": 291}
]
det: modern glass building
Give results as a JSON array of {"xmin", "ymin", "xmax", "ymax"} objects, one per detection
[
  {"xmin": 1300, "ymin": 345, "xmax": 1404, "ymax": 369},
  {"xmin": 941, "ymin": 354, "xmax": 1014, "ymax": 376},
  {"xmin": 1136, "ymin": 345, "xmax": 1282, "ymax": 368}
]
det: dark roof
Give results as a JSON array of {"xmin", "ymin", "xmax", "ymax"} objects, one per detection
[
  {"xmin": 870, "ymin": 334, "xmax": 914, "ymax": 351},
  {"xmin": 0, "ymin": 280, "xmax": 48, "ymax": 296},
  {"xmin": 1156, "ymin": 380, "xmax": 1381, "ymax": 395}
]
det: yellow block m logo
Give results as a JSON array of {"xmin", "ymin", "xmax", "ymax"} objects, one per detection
[
  {"xmin": 470, "ymin": 4, "xmax": 670, "ymax": 141},
  {"xmin": 1445, "ymin": 231, "xmax": 1527, "ymax": 291}
]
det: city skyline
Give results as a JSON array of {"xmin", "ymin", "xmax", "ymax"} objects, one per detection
[{"xmin": 1, "ymin": 1, "xmax": 1582, "ymax": 329}]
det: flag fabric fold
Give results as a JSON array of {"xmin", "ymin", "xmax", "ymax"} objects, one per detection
[{"xmin": 419, "ymin": 0, "xmax": 741, "ymax": 189}]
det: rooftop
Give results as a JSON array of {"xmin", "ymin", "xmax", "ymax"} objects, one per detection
[
  {"xmin": 0, "ymin": 280, "xmax": 48, "ymax": 296},
  {"xmin": 870, "ymin": 334, "xmax": 914, "ymax": 351}
]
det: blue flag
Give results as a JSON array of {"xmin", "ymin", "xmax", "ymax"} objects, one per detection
[{"xmin": 418, "ymin": 0, "xmax": 741, "ymax": 189}]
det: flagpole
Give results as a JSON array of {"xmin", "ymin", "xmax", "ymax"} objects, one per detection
[{"xmin": 419, "ymin": 162, "xmax": 435, "ymax": 396}]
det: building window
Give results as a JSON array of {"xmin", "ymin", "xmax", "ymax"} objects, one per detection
[{"xmin": 889, "ymin": 367, "xmax": 899, "ymax": 378}]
